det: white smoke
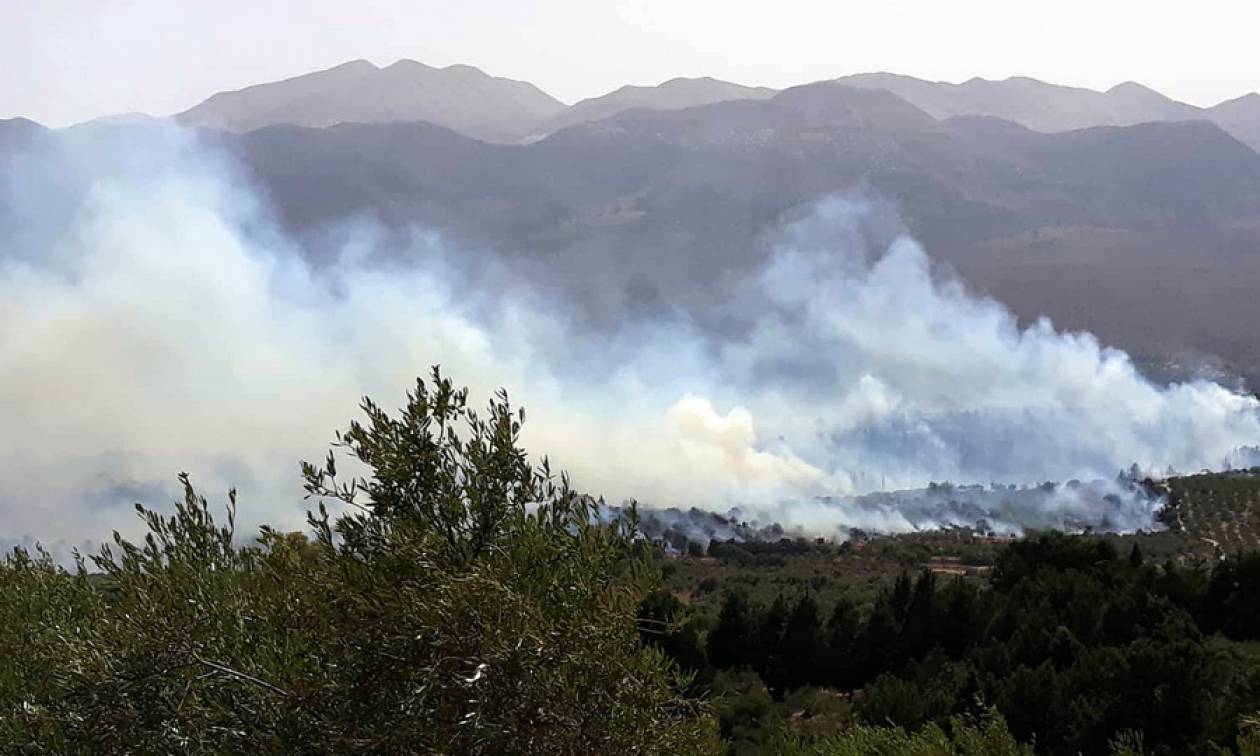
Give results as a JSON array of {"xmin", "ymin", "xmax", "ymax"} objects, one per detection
[
  {"xmin": 1225, "ymin": 446, "xmax": 1260, "ymax": 470},
  {"xmin": 718, "ymin": 201, "xmax": 1260, "ymax": 490},
  {"xmin": 1, "ymin": 124, "xmax": 1258, "ymax": 549},
  {"xmin": 635, "ymin": 478, "xmax": 1167, "ymax": 549}
]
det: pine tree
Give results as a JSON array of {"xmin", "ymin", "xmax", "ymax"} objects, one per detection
[
  {"xmin": 708, "ymin": 591, "xmax": 756, "ymax": 670},
  {"xmin": 825, "ymin": 597, "xmax": 861, "ymax": 689},
  {"xmin": 779, "ymin": 594, "xmax": 823, "ymax": 691}
]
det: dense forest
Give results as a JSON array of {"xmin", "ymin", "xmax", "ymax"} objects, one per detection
[{"xmin": 5, "ymin": 371, "xmax": 1260, "ymax": 754}]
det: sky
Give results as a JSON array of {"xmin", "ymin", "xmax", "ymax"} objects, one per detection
[{"xmin": 2, "ymin": 0, "xmax": 1260, "ymax": 128}]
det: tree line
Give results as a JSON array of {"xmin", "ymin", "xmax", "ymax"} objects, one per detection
[{"xmin": 643, "ymin": 536, "xmax": 1260, "ymax": 754}]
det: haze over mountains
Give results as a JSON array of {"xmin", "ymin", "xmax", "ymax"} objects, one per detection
[
  {"xmin": 7, "ymin": 57, "xmax": 1260, "ymax": 549},
  {"xmin": 6, "ymin": 59, "xmax": 1260, "ymax": 385}
]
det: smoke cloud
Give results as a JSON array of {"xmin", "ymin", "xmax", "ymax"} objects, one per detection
[{"xmin": 2, "ymin": 124, "xmax": 1258, "ymax": 550}]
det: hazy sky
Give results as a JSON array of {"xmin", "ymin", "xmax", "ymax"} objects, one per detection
[{"xmin": 3, "ymin": 0, "xmax": 1259, "ymax": 127}]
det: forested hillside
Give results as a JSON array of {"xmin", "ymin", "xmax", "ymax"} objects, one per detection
[{"xmin": 640, "ymin": 473, "xmax": 1260, "ymax": 755}]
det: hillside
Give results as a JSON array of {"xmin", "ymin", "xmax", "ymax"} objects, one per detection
[
  {"xmin": 11, "ymin": 79, "xmax": 1260, "ymax": 382},
  {"xmin": 1162, "ymin": 470, "xmax": 1260, "ymax": 553},
  {"xmin": 641, "ymin": 469, "xmax": 1260, "ymax": 753},
  {"xmin": 1207, "ymin": 93, "xmax": 1260, "ymax": 154},
  {"xmin": 208, "ymin": 82, "xmax": 1260, "ymax": 381},
  {"xmin": 0, "ymin": 117, "xmax": 48, "ymax": 151},
  {"xmin": 224, "ymin": 81, "xmax": 1260, "ymax": 249}
]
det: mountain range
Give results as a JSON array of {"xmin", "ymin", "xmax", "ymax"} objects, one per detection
[
  {"xmin": 173, "ymin": 60, "xmax": 778, "ymax": 143},
  {"xmin": 166, "ymin": 60, "xmax": 1260, "ymax": 151},
  {"xmin": 6, "ymin": 62, "xmax": 1260, "ymax": 385},
  {"xmin": 836, "ymin": 72, "xmax": 1260, "ymax": 152}
]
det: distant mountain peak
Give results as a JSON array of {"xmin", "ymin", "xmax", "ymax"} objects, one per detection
[
  {"xmin": 1105, "ymin": 81, "xmax": 1177, "ymax": 102},
  {"xmin": 384, "ymin": 58, "xmax": 430, "ymax": 70},
  {"xmin": 838, "ymin": 70, "xmax": 1209, "ymax": 135},
  {"xmin": 660, "ymin": 76, "xmax": 718, "ymax": 85},
  {"xmin": 176, "ymin": 58, "xmax": 565, "ymax": 142},
  {"xmin": 0, "ymin": 117, "xmax": 49, "ymax": 150},
  {"xmin": 0, "ymin": 116, "xmax": 46, "ymax": 129},
  {"xmin": 1214, "ymin": 92, "xmax": 1260, "ymax": 108},
  {"xmin": 538, "ymin": 75, "xmax": 777, "ymax": 136},
  {"xmin": 1204, "ymin": 93, "xmax": 1260, "ymax": 150},
  {"xmin": 70, "ymin": 112, "xmax": 162, "ymax": 130}
]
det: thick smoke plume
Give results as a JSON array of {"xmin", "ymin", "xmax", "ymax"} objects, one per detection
[{"xmin": 2, "ymin": 124, "xmax": 1258, "ymax": 551}]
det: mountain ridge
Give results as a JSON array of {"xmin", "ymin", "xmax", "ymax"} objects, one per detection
[
  {"xmin": 173, "ymin": 79, "xmax": 1260, "ymax": 386},
  {"xmin": 836, "ymin": 71, "xmax": 1259, "ymax": 150},
  {"xmin": 8, "ymin": 69, "xmax": 1260, "ymax": 384},
  {"xmin": 114, "ymin": 60, "xmax": 1260, "ymax": 153}
]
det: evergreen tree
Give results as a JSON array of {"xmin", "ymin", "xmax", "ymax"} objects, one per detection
[
  {"xmin": 856, "ymin": 593, "xmax": 902, "ymax": 684},
  {"xmin": 778, "ymin": 594, "xmax": 823, "ymax": 691},
  {"xmin": 890, "ymin": 571, "xmax": 914, "ymax": 623},
  {"xmin": 708, "ymin": 590, "xmax": 756, "ymax": 671},
  {"xmin": 824, "ymin": 597, "xmax": 861, "ymax": 689},
  {"xmin": 756, "ymin": 594, "xmax": 790, "ymax": 685},
  {"xmin": 898, "ymin": 570, "xmax": 939, "ymax": 662}
]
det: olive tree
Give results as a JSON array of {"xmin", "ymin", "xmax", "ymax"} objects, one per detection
[{"xmin": 0, "ymin": 368, "xmax": 719, "ymax": 755}]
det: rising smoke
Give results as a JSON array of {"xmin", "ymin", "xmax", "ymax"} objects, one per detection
[{"xmin": 1, "ymin": 123, "xmax": 1258, "ymax": 552}]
